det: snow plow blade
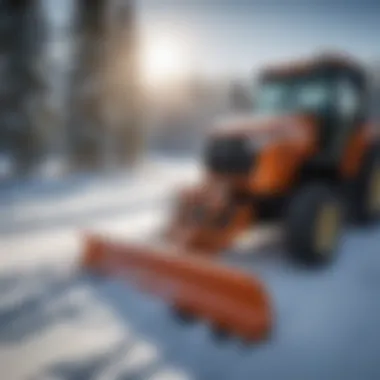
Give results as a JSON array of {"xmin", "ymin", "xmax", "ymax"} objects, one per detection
[{"xmin": 82, "ymin": 234, "xmax": 272, "ymax": 342}]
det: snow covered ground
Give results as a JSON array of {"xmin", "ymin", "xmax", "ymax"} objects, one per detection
[{"xmin": 1, "ymin": 156, "xmax": 380, "ymax": 380}]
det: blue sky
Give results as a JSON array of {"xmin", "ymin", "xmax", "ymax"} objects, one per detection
[{"xmin": 138, "ymin": 0, "xmax": 380, "ymax": 76}]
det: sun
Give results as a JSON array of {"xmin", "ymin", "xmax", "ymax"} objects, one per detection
[{"xmin": 140, "ymin": 32, "xmax": 190, "ymax": 89}]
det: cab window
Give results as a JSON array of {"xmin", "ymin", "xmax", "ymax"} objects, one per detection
[{"xmin": 336, "ymin": 79, "xmax": 361, "ymax": 121}]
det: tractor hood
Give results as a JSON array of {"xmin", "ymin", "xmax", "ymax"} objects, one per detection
[{"xmin": 210, "ymin": 113, "xmax": 313, "ymax": 142}]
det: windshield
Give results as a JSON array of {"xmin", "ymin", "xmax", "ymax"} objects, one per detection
[{"xmin": 254, "ymin": 75, "xmax": 332, "ymax": 115}]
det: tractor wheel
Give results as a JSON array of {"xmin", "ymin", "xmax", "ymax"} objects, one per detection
[
  {"xmin": 285, "ymin": 183, "xmax": 343, "ymax": 266},
  {"xmin": 351, "ymin": 148, "xmax": 380, "ymax": 224}
]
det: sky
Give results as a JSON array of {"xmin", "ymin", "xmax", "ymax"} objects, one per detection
[{"xmin": 137, "ymin": 0, "xmax": 380, "ymax": 77}]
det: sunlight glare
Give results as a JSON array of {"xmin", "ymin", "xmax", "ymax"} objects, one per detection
[{"xmin": 140, "ymin": 31, "xmax": 190, "ymax": 89}]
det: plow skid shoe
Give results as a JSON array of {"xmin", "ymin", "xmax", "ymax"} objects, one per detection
[{"xmin": 82, "ymin": 234, "xmax": 272, "ymax": 343}]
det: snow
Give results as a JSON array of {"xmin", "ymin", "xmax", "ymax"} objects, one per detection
[{"xmin": 1, "ymin": 156, "xmax": 380, "ymax": 380}]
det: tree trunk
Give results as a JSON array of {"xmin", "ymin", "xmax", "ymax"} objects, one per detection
[
  {"xmin": 0, "ymin": 0, "xmax": 46, "ymax": 176},
  {"xmin": 67, "ymin": 0, "xmax": 143, "ymax": 171},
  {"xmin": 66, "ymin": 0, "xmax": 107, "ymax": 170}
]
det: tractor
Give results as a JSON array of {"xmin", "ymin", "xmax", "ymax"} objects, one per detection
[
  {"xmin": 83, "ymin": 53, "xmax": 380, "ymax": 342},
  {"xmin": 168, "ymin": 53, "xmax": 380, "ymax": 265}
]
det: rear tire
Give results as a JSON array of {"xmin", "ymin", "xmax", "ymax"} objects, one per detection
[
  {"xmin": 285, "ymin": 183, "xmax": 343, "ymax": 266},
  {"xmin": 351, "ymin": 147, "xmax": 380, "ymax": 224}
]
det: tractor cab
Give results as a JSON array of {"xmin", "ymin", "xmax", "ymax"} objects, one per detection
[
  {"xmin": 256, "ymin": 54, "xmax": 368, "ymax": 167},
  {"xmin": 205, "ymin": 54, "xmax": 369, "ymax": 181}
]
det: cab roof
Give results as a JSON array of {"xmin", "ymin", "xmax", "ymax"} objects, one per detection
[{"xmin": 260, "ymin": 52, "xmax": 365, "ymax": 80}]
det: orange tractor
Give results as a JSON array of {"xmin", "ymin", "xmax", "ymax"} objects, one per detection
[{"xmin": 83, "ymin": 53, "xmax": 380, "ymax": 343}]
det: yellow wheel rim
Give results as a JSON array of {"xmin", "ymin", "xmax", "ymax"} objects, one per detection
[
  {"xmin": 368, "ymin": 165, "xmax": 380, "ymax": 214},
  {"xmin": 315, "ymin": 204, "xmax": 340, "ymax": 255}
]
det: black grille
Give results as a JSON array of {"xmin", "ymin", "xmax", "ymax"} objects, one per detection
[{"xmin": 204, "ymin": 136, "xmax": 254, "ymax": 174}]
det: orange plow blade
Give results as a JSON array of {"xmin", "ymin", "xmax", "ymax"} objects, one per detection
[{"xmin": 82, "ymin": 234, "xmax": 272, "ymax": 342}]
